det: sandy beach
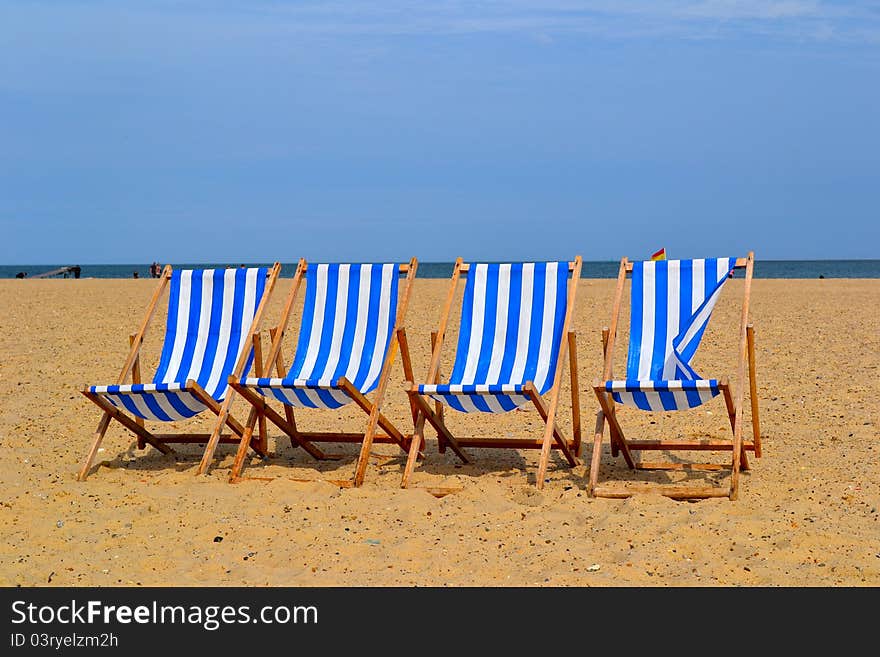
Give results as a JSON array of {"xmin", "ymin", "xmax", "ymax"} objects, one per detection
[{"xmin": 0, "ymin": 276, "xmax": 878, "ymax": 587}]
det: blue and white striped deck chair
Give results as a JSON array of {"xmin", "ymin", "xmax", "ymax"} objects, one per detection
[
  {"xmin": 590, "ymin": 252, "xmax": 762, "ymax": 501},
  {"xmin": 404, "ymin": 257, "xmax": 583, "ymax": 490},
  {"xmin": 78, "ymin": 263, "xmax": 281, "ymax": 481},
  {"xmin": 228, "ymin": 258, "xmax": 418, "ymax": 486}
]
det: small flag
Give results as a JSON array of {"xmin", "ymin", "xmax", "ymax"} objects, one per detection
[{"xmin": 651, "ymin": 248, "xmax": 666, "ymax": 261}]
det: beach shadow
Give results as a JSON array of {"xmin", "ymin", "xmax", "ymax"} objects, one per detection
[
  {"xmin": 84, "ymin": 440, "xmax": 249, "ymax": 477},
  {"xmin": 583, "ymin": 442, "xmax": 745, "ymax": 491}
]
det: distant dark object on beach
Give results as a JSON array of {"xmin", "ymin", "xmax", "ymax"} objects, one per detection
[
  {"xmin": 133, "ymin": 271, "xmax": 139, "ymax": 279},
  {"xmin": 819, "ymin": 274, "xmax": 825, "ymax": 279},
  {"xmin": 15, "ymin": 271, "xmax": 27, "ymax": 279},
  {"xmin": 30, "ymin": 265, "xmax": 81, "ymax": 279}
]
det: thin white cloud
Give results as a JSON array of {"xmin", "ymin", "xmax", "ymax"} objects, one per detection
[
  {"xmin": 4, "ymin": 1, "xmax": 879, "ymax": 43},
  {"xmin": 197, "ymin": 1, "xmax": 880, "ymax": 43}
]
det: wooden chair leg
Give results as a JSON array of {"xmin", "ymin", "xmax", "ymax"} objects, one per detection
[
  {"xmin": 588, "ymin": 411, "xmax": 605, "ymax": 496},
  {"xmin": 568, "ymin": 331, "xmax": 582, "ymax": 457},
  {"xmin": 747, "ymin": 324, "xmax": 762, "ymax": 457},
  {"xmin": 722, "ymin": 383, "xmax": 749, "ymax": 471},
  {"xmin": 77, "ymin": 412, "xmax": 113, "ymax": 481},
  {"xmin": 401, "ymin": 413, "xmax": 426, "ymax": 489}
]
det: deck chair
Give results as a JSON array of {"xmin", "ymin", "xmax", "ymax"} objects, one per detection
[
  {"xmin": 78, "ymin": 263, "xmax": 282, "ymax": 480},
  {"xmin": 403, "ymin": 257, "xmax": 583, "ymax": 489},
  {"xmin": 590, "ymin": 252, "xmax": 762, "ymax": 500},
  {"xmin": 226, "ymin": 258, "xmax": 418, "ymax": 486}
]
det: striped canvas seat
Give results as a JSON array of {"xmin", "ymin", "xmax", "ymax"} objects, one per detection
[
  {"xmin": 605, "ymin": 257, "xmax": 735, "ymax": 411},
  {"xmin": 241, "ymin": 263, "xmax": 399, "ymax": 409},
  {"xmin": 419, "ymin": 262, "xmax": 569, "ymax": 413},
  {"xmin": 89, "ymin": 267, "xmax": 268, "ymax": 421}
]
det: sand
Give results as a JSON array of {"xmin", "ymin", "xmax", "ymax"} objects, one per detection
[{"xmin": 0, "ymin": 276, "xmax": 878, "ymax": 587}]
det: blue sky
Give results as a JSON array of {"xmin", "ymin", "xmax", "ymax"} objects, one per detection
[{"xmin": 1, "ymin": 1, "xmax": 878, "ymax": 263}]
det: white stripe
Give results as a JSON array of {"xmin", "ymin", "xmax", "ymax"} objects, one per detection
[
  {"xmin": 152, "ymin": 392, "xmax": 189, "ymax": 421},
  {"xmin": 127, "ymin": 393, "xmax": 155, "ymax": 419},
  {"xmin": 638, "ymin": 261, "xmax": 656, "ymax": 380},
  {"xmin": 300, "ymin": 264, "xmax": 329, "ymax": 380},
  {"xmin": 617, "ymin": 391, "xmax": 637, "ymax": 408},
  {"xmin": 461, "ymin": 264, "xmax": 488, "ymax": 384},
  {"xmin": 691, "ymin": 259, "xmax": 705, "ymax": 315},
  {"xmin": 509, "ymin": 263, "xmax": 534, "ymax": 383},
  {"xmin": 717, "ymin": 258, "xmax": 730, "ymax": 285},
  {"xmin": 481, "ymin": 394, "xmax": 506, "ymax": 413},
  {"xmin": 643, "ymin": 392, "xmax": 664, "ymax": 412},
  {"xmin": 508, "ymin": 394, "xmax": 530, "ymax": 409},
  {"xmin": 697, "ymin": 386, "xmax": 715, "ymax": 405},
  {"xmin": 162, "ymin": 270, "xmax": 193, "ymax": 383},
  {"xmin": 662, "ymin": 260, "xmax": 680, "ymax": 379},
  {"xmin": 677, "ymin": 268, "xmax": 728, "ymax": 356},
  {"xmin": 327, "ymin": 389, "xmax": 351, "ymax": 406},
  {"xmin": 171, "ymin": 390, "xmax": 206, "ymax": 414},
  {"xmin": 485, "ymin": 263, "xmax": 511, "ymax": 384},
  {"xmin": 455, "ymin": 395, "xmax": 481, "ymax": 413},
  {"xmin": 361, "ymin": 263, "xmax": 395, "ymax": 391},
  {"xmin": 300, "ymin": 387, "xmax": 325, "ymax": 407},
  {"xmin": 671, "ymin": 389, "xmax": 689, "ymax": 409},
  {"xmin": 204, "ymin": 268, "xmax": 237, "ymax": 397},
  {"xmin": 234, "ymin": 267, "xmax": 260, "ymax": 381},
  {"xmin": 103, "ymin": 394, "xmax": 125, "ymax": 410},
  {"xmin": 184, "ymin": 269, "xmax": 214, "ymax": 382},
  {"xmin": 318, "ymin": 264, "xmax": 350, "ymax": 385},
  {"xmin": 344, "ymin": 264, "xmax": 372, "ymax": 383},
  {"xmin": 532, "ymin": 262, "xmax": 558, "ymax": 391}
]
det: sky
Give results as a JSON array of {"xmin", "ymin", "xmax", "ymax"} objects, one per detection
[{"xmin": 1, "ymin": 1, "xmax": 878, "ymax": 264}]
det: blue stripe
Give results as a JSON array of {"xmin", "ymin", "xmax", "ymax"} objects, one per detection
[
  {"xmin": 196, "ymin": 269, "xmax": 225, "ymax": 387},
  {"xmin": 474, "ymin": 264, "xmax": 499, "ymax": 384},
  {"xmin": 239, "ymin": 268, "xmax": 266, "ymax": 379},
  {"xmin": 163, "ymin": 391, "xmax": 197, "ymax": 418},
  {"xmin": 140, "ymin": 394, "xmax": 171, "ymax": 421},
  {"xmin": 523, "ymin": 262, "xmax": 547, "ymax": 383},
  {"xmin": 540, "ymin": 262, "xmax": 568, "ymax": 394},
  {"xmin": 496, "ymin": 263, "xmax": 522, "ymax": 386},
  {"xmin": 153, "ymin": 269, "xmax": 182, "ymax": 384},
  {"xmin": 314, "ymin": 388, "xmax": 342, "ymax": 408},
  {"xmin": 174, "ymin": 269, "xmax": 203, "ymax": 384},
  {"xmin": 309, "ymin": 264, "xmax": 339, "ymax": 380},
  {"xmin": 289, "ymin": 266, "xmax": 317, "ymax": 380},
  {"xmin": 650, "ymin": 261, "xmax": 668, "ymax": 380},
  {"xmin": 115, "ymin": 393, "xmax": 144, "ymax": 418},
  {"xmin": 679, "ymin": 259, "xmax": 694, "ymax": 340},
  {"xmin": 657, "ymin": 390, "xmax": 677, "ymax": 410},
  {"xmin": 352, "ymin": 264, "xmax": 384, "ymax": 390},
  {"xmin": 626, "ymin": 261, "xmax": 644, "ymax": 379},
  {"xmin": 631, "ymin": 390, "xmax": 651, "ymax": 411},
  {"xmin": 334, "ymin": 264, "xmax": 361, "ymax": 382},
  {"xmin": 684, "ymin": 387, "xmax": 703, "ymax": 407},
  {"xmin": 450, "ymin": 265, "xmax": 476, "ymax": 383}
]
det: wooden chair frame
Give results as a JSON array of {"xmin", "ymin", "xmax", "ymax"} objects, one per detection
[
  {"xmin": 589, "ymin": 252, "xmax": 762, "ymax": 500},
  {"xmin": 402, "ymin": 256, "xmax": 584, "ymax": 490},
  {"xmin": 78, "ymin": 262, "xmax": 283, "ymax": 481},
  {"xmin": 226, "ymin": 258, "xmax": 419, "ymax": 487}
]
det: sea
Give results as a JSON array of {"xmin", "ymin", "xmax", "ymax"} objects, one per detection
[{"xmin": 1, "ymin": 260, "xmax": 879, "ymax": 280}]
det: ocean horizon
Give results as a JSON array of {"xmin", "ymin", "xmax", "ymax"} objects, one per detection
[{"xmin": 2, "ymin": 259, "xmax": 879, "ymax": 280}]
